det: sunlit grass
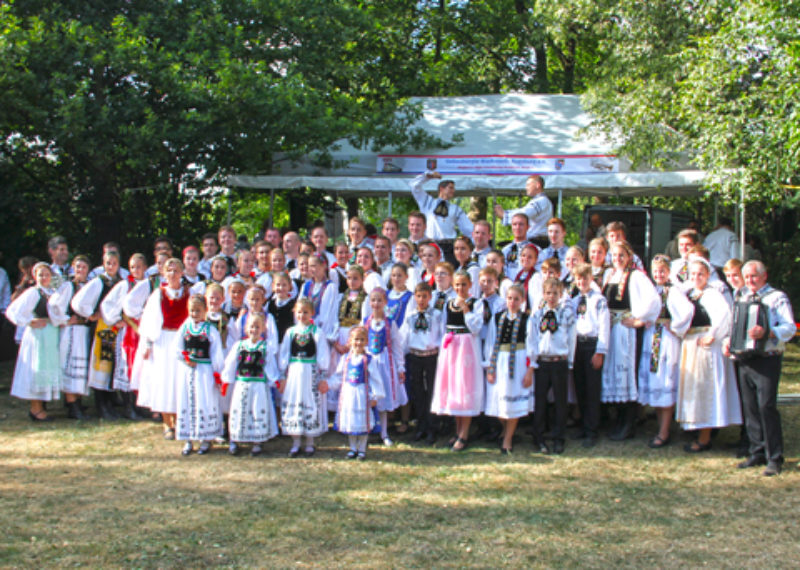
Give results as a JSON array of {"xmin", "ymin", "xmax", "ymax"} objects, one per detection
[{"xmin": 2, "ymin": 345, "xmax": 800, "ymax": 567}]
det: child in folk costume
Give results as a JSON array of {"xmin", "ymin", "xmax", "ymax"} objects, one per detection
[
  {"xmin": 234, "ymin": 285, "xmax": 269, "ymax": 340},
  {"xmin": 70, "ymin": 251, "xmax": 124, "ymax": 420},
  {"xmin": 327, "ymin": 266, "xmax": 368, "ymax": 411},
  {"xmin": 364, "ymin": 288, "xmax": 407, "ymax": 446},
  {"xmin": 278, "ymin": 298, "xmax": 331, "ymax": 457},
  {"xmin": 191, "ymin": 255, "xmax": 229, "ymax": 297},
  {"xmin": 530, "ymin": 278, "xmax": 576, "ymax": 454},
  {"xmin": 299, "ymin": 254, "xmax": 338, "ymax": 343},
  {"xmin": 136, "ymin": 258, "xmax": 192, "ymax": 439},
  {"xmin": 181, "ymin": 246, "xmax": 206, "ymax": 285},
  {"xmin": 453, "ymin": 236, "xmax": 481, "ymax": 298},
  {"xmin": 676, "ymin": 258, "xmax": 741, "ymax": 453},
  {"xmin": 418, "ymin": 242, "xmax": 441, "ymax": 287},
  {"xmin": 432, "ymin": 261, "xmax": 456, "ymax": 312},
  {"xmin": 484, "ymin": 250, "xmax": 513, "ymax": 301},
  {"xmin": 223, "ymin": 313, "xmax": 280, "ymax": 456},
  {"xmin": 223, "ymin": 280, "xmax": 247, "ymax": 321},
  {"xmin": 513, "ymin": 244, "xmax": 539, "ymax": 303},
  {"xmin": 400, "ymin": 282, "xmax": 445, "ymax": 444},
  {"xmin": 175, "ymin": 295, "xmax": 225, "ymax": 455},
  {"xmin": 569, "ymin": 264, "xmax": 610, "ymax": 448},
  {"xmin": 386, "ymin": 263, "xmax": 415, "ymax": 327},
  {"xmin": 430, "ymin": 270, "xmax": 485, "ymax": 452},
  {"xmin": 204, "ymin": 282, "xmax": 239, "ymax": 439},
  {"xmin": 330, "ymin": 326, "xmax": 385, "ymax": 460},
  {"xmin": 601, "ymin": 242, "xmax": 661, "ymax": 442},
  {"xmin": 562, "ymin": 246, "xmax": 585, "ymax": 298},
  {"xmin": 588, "ymin": 237, "xmax": 610, "ymax": 288},
  {"xmin": 48, "ymin": 255, "xmax": 92, "ymax": 420},
  {"xmin": 331, "ymin": 241, "xmax": 350, "ymax": 294},
  {"xmin": 527, "ymin": 257, "xmax": 563, "ymax": 314},
  {"xmin": 7, "ymin": 262, "xmax": 60, "ymax": 421},
  {"xmin": 393, "ymin": 240, "xmax": 421, "ymax": 291},
  {"xmin": 385, "ymin": 262, "xmax": 415, "ymax": 433},
  {"xmin": 637, "ymin": 256, "xmax": 693, "ymax": 449},
  {"xmin": 265, "ymin": 272, "xmax": 296, "ymax": 339},
  {"xmin": 484, "ymin": 285, "xmax": 535, "ymax": 454}
]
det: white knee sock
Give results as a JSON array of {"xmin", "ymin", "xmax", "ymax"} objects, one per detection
[
  {"xmin": 357, "ymin": 435, "xmax": 368, "ymax": 453},
  {"xmin": 380, "ymin": 411, "xmax": 389, "ymax": 439},
  {"xmin": 348, "ymin": 435, "xmax": 358, "ymax": 451},
  {"xmin": 291, "ymin": 436, "xmax": 301, "ymax": 450}
]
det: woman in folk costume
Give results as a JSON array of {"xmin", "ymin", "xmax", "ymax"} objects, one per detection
[
  {"xmin": 279, "ymin": 298, "xmax": 332, "ymax": 457},
  {"xmin": 393, "ymin": 239, "xmax": 421, "ymax": 292},
  {"xmin": 676, "ymin": 257, "xmax": 742, "ymax": 453},
  {"xmin": 601, "ymin": 241, "xmax": 661, "ymax": 441},
  {"xmin": 175, "ymin": 295, "xmax": 225, "ymax": 455},
  {"xmin": 48, "ymin": 255, "xmax": 92, "ymax": 420},
  {"xmin": 100, "ymin": 254, "xmax": 148, "ymax": 413},
  {"xmin": 222, "ymin": 312, "xmax": 281, "ymax": 456},
  {"xmin": 637, "ymin": 255, "xmax": 693, "ymax": 448},
  {"xmin": 330, "ymin": 326, "xmax": 385, "ymax": 460},
  {"xmin": 136, "ymin": 258, "xmax": 192, "ymax": 439},
  {"xmin": 7, "ymin": 262, "xmax": 60, "ymax": 421},
  {"xmin": 299, "ymin": 253, "xmax": 338, "ymax": 349},
  {"xmin": 203, "ymin": 282, "xmax": 238, "ymax": 433},
  {"xmin": 483, "ymin": 284, "xmax": 535, "ymax": 454},
  {"xmin": 430, "ymin": 270, "xmax": 485, "ymax": 452},
  {"xmin": 70, "ymin": 251, "xmax": 124, "ymax": 420}
]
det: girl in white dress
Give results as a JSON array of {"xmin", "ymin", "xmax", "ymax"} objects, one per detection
[
  {"xmin": 637, "ymin": 255, "xmax": 693, "ymax": 448},
  {"xmin": 48, "ymin": 255, "xmax": 92, "ymax": 419},
  {"xmin": 355, "ymin": 247, "xmax": 384, "ymax": 295},
  {"xmin": 430, "ymin": 271, "xmax": 485, "ymax": 451},
  {"xmin": 175, "ymin": 295, "xmax": 225, "ymax": 455},
  {"xmin": 393, "ymin": 240, "xmax": 420, "ymax": 291},
  {"xmin": 222, "ymin": 313, "xmax": 280, "ymax": 456},
  {"xmin": 331, "ymin": 326, "xmax": 385, "ymax": 460},
  {"xmin": 484, "ymin": 284, "xmax": 535, "ymax": 454},
  {"xmin": 278, "ymin": 298, "xmax": 331, "ymax": 457},
  {"xmin": 364, "ymin": 288, "xmax": 406, "ymax": 446},
  {"xmin": 7, "ymin": 262, "xmax": 60, "ymax": 421},
  {"xmin": 676, "ymin": 258, "xmax": 742, "ymax": 452}
]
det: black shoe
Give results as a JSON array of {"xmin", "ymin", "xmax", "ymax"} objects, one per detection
[
  {"xmin": 250, "ymin": 444, "xmax": 263, "ymax": 456},
  {"xmin": 288, "ymin": 448, "xmax": 301, "ymax": 458},
  {"xmin": 197, "ymin": 442, "xmax": 211, "ymax": 455},
  {"xmin": 357, "ymin": 452, "xmax": 366, "ymax": 461},
  {"xmin": 304, "ymin": 446, "xmax": 316, "ymax": 457},
  {"xmin": 534, "ymin": 439, "xmax": 549, "ymax": 454},
  {"xmin": 737, "ymin": 455, "xmax": 767, "ymax": 469},
  {"xmin": 683, "ymin": 440, "xmax": 712, "ymax": 453},
  {"xmin": 425, "ymin": 432, "xmax": 437, "ymax": 445},
  {"xmin": 181, "ymin": 442, "xmax": 193, "ymax": 456},
  {"xmin": 552, "ymin": 440, "xmax": 565, "ymax": 454},
  {"xmin": 648, "ymin": 435, "xmax": 671, "ymax": 449},
  {"xmin": 346, "ymin": 450, "xmax": 358, "ymax": 460},
  {"xmin": 500, "ymin": 447, "xmax": 512, "ymax": 455},
  {"xmin": 413, "ymin": 431, "xmax": 426, "ymax": 442},
  {"xmin": 28, "ymin": 410, "xmax": 54, "ymax": 422},
  {"xmin": 120, "ymin": 393, "xmax": 142, "ymax": 420},
  {"xmin": 66, "ymin": 401, "xmax": 90, "ymax": 420},
  {"xmin": 763, "ymin": 461, "xmax": 783, "ymax": 476},
  {"xmin": 582, "ymin": 436, "xmax": 597, "ymax": 448},
  {"xmin": 228, "ymin": 443, "xmax": 239, "ymax": 456}
]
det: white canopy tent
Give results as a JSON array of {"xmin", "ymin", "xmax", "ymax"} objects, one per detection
[{"xmin": 227, "ymin": 93, "xmax": 705, "ymax": 201}]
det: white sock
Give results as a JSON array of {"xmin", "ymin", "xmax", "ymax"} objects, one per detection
[
  {"xmin": 348, "ymin": 435, "xmax": 358, "ymax": 451},
  {"xmin": 380, "ymin": 411, "xmax": 389, "ymax": 439},
  {"xmin": 357, "ymin": 435, "xmax": 368, "ymax": 453},
  {"xmin": 291, "ymin": 436, "xmax": 301, "ymax": 450},
  {"xmin": 305, "ymin": 436, "xmax": 315, "ymax": 449}
]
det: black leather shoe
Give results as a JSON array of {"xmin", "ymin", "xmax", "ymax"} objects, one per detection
[
  {"xmin": 552, "ymin": 440, "xmax": 565, "ymax": 454},
  {"xmin": 197, "ymin": 442, "xmax": 211, "ymax": 455},
  {"xmin": 28, "ymin": 410, "xmax": 54, "ymax": 422},
  {"xmin": 737, "ymin": 455, "xmax": 767, "ymax": 469},
  {"xmin": 346, "ymin": 450, "xmax": 358, "ymax": 459},
  {"xmin": 413, "ymin": 431, "xmax": 426, "ymax": 442}
]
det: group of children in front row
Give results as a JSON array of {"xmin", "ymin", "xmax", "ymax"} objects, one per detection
[{"xmin": 7, "ymin": 234, "xmax": 746, "ymax": 460}]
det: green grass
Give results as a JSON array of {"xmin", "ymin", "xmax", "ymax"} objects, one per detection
[{"xmin": 2, "ymin": 345, "xmax": 800, "ymax": 568}]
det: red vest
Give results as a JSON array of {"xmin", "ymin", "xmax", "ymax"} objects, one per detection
[{"xmin": 161, "ymin": 285, "xmax": 190, "ymax": 330}]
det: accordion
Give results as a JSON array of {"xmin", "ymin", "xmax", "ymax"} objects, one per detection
[{"xmin": 729, "ymin": 293, "xmax": 776, "ymax": 358}]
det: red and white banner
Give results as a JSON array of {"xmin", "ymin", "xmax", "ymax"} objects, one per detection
[{"xmin": 376, "ymin": 154, "xmax": 618, "ymax": 175}]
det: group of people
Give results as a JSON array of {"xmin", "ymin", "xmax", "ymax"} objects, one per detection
[{"xmin": 2, "ymin": 171, "xmax": 794, "ymax": 474}]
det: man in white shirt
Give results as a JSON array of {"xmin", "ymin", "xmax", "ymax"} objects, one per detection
[
  {"xmin": 494, "ymin": 175, "xmax": 552, "ymax": 248},
  {"xmin": 471, "ymin": 220, "xmax": 493, "ymax": 267},
  {"xmin": 704, "ymin": 217, "xmax": 740, "ymax": 269},
  {"xmin": 410, "ymin": 171, "xmax": 474, "ymax": 266},
  {"xmin": 536, "ymin": 217, "xmax": 569, "ymax": 271}
]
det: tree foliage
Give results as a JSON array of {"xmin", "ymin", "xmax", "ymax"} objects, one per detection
[{"xmin": 583, "ymin": 0, "xmax": 800, "ymax": 204}]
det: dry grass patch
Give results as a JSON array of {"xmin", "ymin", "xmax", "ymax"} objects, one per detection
[{"xmin": 2, "ymin": 353, "xmax": 800, "ymax": 567}]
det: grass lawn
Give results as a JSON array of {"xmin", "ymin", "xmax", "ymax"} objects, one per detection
[{"xmin": 2, "ymin": 344, "xmax": 800, "ymax": 567}]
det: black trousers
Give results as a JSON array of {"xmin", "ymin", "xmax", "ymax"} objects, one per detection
[
  {"xmin": 573, "ymin": 339, "xmax": 602, "ymax": 437},
  {"xmin": 406, "ymin": 352, "xmax": 439, "ymax": 434},
  {"xmin": 738, "ymin": 355, "xmax": 783, "ymax": 463},
  {"xmin": 534, "ymin": 360, "xmax": 568, "ymax": 441}
]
